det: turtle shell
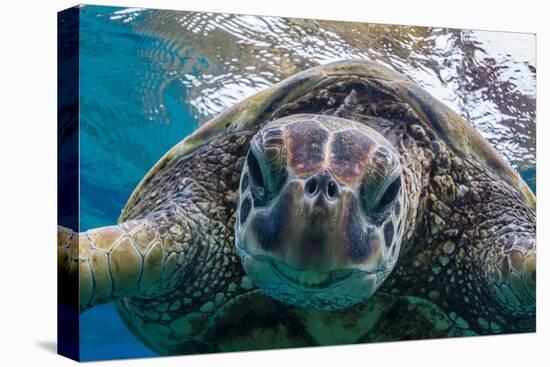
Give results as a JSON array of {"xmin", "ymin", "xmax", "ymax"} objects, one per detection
[{"xmin": 120, "ymin": 60, "xmax": 534, "ymax": 221}]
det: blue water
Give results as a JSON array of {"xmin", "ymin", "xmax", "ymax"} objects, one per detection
[
  {"xmin": 77, "ymin": 5, "xmax": 536, "ymax": 361},
  {"xmin": 79, "ymin": 5, "xmax": 196, "ymax": 360}
]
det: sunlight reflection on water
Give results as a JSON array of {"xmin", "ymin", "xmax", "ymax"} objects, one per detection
[{"xmin": 123, "ymin": 8, "xmax": 536, "ymax": 172}]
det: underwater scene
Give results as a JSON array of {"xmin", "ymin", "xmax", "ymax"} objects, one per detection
[{"xmin": 76, "ymin": 5, "xmax": 536, "ymax": 360}]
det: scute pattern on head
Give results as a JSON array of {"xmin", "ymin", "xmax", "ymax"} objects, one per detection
[
  {"xmin": 286, "ymin": 119, "xmax": 329, "ymax": 176},
  {"xmin": 330, "ymin": 129, "xmax": 375, "ymax": 183}
]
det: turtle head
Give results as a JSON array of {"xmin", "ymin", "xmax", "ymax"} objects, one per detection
[{"xmin": 235, "ymin": 114, "xmax": 407, "ymax": 311}]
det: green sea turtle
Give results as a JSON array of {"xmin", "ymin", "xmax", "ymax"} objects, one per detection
[{"xmin": 58, "ymin": 60, "xmax": 536, "ymax": 355}]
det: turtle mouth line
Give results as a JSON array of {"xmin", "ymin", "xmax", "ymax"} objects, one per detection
[
  {"xmin": 270, "ymin": 260, "xmax": 354, "ymax": 290},
  {"xmin": 236, "ymin": 242, "xmax": 391, "ymax": 291}
]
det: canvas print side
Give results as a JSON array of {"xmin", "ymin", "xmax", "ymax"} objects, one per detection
[{"xmin": 57, "ymin": 5, "xmax": 80, "ymax": 362}]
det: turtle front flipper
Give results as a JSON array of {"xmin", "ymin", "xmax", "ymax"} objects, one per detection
[
  {"xmin": 455, "ymin": 203, "xmax": 536, "ymax": 333},
  {"xmin": 482, "ymin": 223, "xmax": 536, "ymax": 325},
  {"xmin": 444, "ymin": 163, "xmax": 537, "ymax": 332},
  {"xmin": 58, "ymin": 219, "xmax": 172, "ymax": 312}
]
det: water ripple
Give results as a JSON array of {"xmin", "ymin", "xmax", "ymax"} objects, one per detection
[{"xmin": 107, "ymin": 7, "xmax": 536, "ymax": 173}]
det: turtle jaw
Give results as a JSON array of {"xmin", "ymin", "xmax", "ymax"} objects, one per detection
[
  {"xmin": 271, "ymin": 259, "xmax": 353, "ymax": 290},
  {"xmin": 235, "ymin": 241, "xmax": 391, "ymax": 311}
]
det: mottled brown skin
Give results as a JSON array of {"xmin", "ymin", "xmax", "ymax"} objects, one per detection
[{"xmin": 58, "ymin": 61, "xmax": 535, "ymax": 355}]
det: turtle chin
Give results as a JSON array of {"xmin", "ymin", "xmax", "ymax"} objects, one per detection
[{"xmin": 235, "ymin": 242, "xmax": 391, "ymax": 311}]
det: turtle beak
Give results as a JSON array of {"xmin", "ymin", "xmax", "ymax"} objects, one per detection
[{"xmin": 244, "ymin": 168, "xmax": 384, "ymax": 274}]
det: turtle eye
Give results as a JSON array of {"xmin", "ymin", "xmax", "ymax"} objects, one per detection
[
  {"xmin": 246, "ymin": 148, "xmax": 287, "ymax": 204},
  {"xmin": 247, "ymin": 150, "xmax": 265, "ymax": 188},
  {"xmin": 377, "ymin": 177, "xmax": 401, "ymax": 209}
]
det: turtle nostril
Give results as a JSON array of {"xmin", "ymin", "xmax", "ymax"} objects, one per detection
[
  {"xmin": 305, "ymin": 177, "xmax": 318, "ymax": 196},
  {"xmin": 326, "ymin": 180, "xmax": 339, "ymax": 199}
]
